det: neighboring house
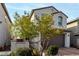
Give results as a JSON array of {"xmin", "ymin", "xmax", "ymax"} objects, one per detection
[
  {"xmin": 30, "ymin": 6, "xmax": 70, "ymax": 49},
  {"xmin": 0, "ymin": 3, "xmax": 12, "ymax": 48},
  {"xmin": 67, "ymin": 19, "xmax": 79, "ymax": 48}
]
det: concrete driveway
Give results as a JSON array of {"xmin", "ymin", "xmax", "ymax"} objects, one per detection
[{"xmin": 57, "ymin": 48, "xmax": 79, "ymax": 56}]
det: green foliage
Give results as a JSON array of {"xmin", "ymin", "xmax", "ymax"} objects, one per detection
[
  {"xmin": 10, "ymin": 51, "xmax": 16, "ymax": 56},
  {"xmin": 37, "ymin": 14, "xmax": 64, "ymax": 50},
  {"xmin": 11, "ymin": 13, "xmax": 63, "ymax": 40},
  {"xmin": 37, "ymin": 14, "xmax": 53, "ymax": 34},
  {"xmin": 10, "ymin": 48, "xmax": 40, "ymax": 56},
  {"xmin": 11, "ymin": 12, "xmax": 38, "ymax": 40},
  {"xmin": 37, "ymin": 14, "xmax": 63, "ymax": 40},
  {"xmin": 10, "ymin": 48, "xmax": 33, "ymax": 56},
  {"xmin": 47, "ymin": 45, "xmax": 59, "ymax": 55},
  {"xmin": 32, "ymin": 48, "xmax": 40, "ymax": 56},
  {"xmin": 11, "ymin": 13, "xmax": 64, "ymax": 53}
]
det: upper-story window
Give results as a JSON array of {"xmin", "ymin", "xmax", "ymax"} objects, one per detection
[{"xmin": 58, "ymin": 16, "xmax": 63, "ymax": 26}]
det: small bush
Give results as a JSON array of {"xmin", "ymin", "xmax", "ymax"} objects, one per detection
[
  {"xmin": 10, "ymin": 51, "xmax": 16, "ymax": 56},
  {"xmin": 32, "ymin": 48, "xmax": 40, "ymax": 56},
  {"xmin": 47, "ymin": 45, "xmax": 59, "ymax": 56},
  {"xmin": 0, "ymin": 47, "xmax": 4, "ymax": 51},
  {"xmin": 10, "ymin": 48, "xmax": 33, "ymax": 56}
]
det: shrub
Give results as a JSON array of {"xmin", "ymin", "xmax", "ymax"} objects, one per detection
[
  {"xmin": 10, "ymin": 48, "xmax": 33, "ymax": 56},
  {"xmin": 47, "ymin": 45, "xmax": 59, "ymax": 56},
  {"xmin": 32, "ymin": 48, "xmax": 40, "ymax": 56},
  {"xmin": 10, "ymin": 51, "xmax": 16, "ymax": 56},
  {"xmin": 4, "ymin": 45, "xmax": 11, "ymax": 51},
  {"xmin": 0, "ymin": 46, "xmax": 4, "ymax": 51},
  {"xmin": 10, "ymin": 48, "xmax": 41, "ymax": 56}
]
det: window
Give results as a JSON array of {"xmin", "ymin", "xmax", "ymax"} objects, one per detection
[{"xmin": 58, "ymin": 16, "xmax": 63, "ymax": 26}]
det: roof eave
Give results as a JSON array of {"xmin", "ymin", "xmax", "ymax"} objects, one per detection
[
  {"xmin": 1, "ymin": 3, "xmax": 12, "ymax": 23},
  {"xmin": 30, "ymin": 6, "xmax": 59, "ymax": 19},
  {"xmin": 30, "ymin": 6, "xmax": 68, "ymax": 19},
  {"xmin": 67, "ymin": 19, "xmax": 79, "ymax": 25}
]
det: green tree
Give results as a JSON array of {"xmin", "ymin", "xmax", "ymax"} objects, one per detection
[
  {"xmin": 11, "ymin": 12, "xmax": 38, "ymax": 47},
  {"xmin": 36, "ymin": 14, "xmax": 64, "ymax": 53},
  {"xmin": 11, "ymin": 12, "xmax": 64, "ymax": 55}
]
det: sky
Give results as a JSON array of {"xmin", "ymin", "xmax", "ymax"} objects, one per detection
[{"xmin": 5, "ymin": 3, "xmax": 79, "ymax": 23}]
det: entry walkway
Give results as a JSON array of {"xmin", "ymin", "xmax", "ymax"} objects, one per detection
[{"xmin": 57, "ymin": 48, "xmax": 79, "ymax": 56}]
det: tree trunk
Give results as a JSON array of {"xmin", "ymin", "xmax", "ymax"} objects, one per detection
[
  {"xmin": 28, "ymin": 40, "xmax": 33, "ymax": 49},
  {"xmin": 45, "ymin": 40, "xmax": 49, "ymax": 49}
]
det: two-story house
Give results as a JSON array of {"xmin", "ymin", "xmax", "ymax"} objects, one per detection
[
  {"xmin": 0, "ymin": 3, "xmax": 12, "ymax": 49},
  {"xmin": 30, "ymin": 6, "xmax": 70, "ymax": 50},
  {"xmin": 67, "ymin": 19, "xmax": 79, "ymax": 48}
]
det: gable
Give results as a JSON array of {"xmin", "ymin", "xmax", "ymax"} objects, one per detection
[
  {"xmin": 30, "ymin": 6, "xmax": 68, "ymax": 19},
  {"xmin": 30, "ymin": 6, "xmax": 58, "ymax": 18}
]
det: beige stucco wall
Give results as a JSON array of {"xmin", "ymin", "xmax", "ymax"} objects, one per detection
[
  {"xmin": 67, "ymin": 22, "xmax": 79, "ymax": 34},
  {"xmin": 31, "ymin": 7, "xmax": 67, "ymax": 29},
  {"xmin": 0, "ymin": 4, "xmax": 11, "ymax": 47},
  {"xmin": 31, "ymin": 7, "xmax": 57, "ymax": 23},
  {"xmin": 31, "ymin": 13, "xmax": 38, "ymax": 25},
  {"xmin": 67, "ymin": 22, "xmax": 78, "ymax": 28}
]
